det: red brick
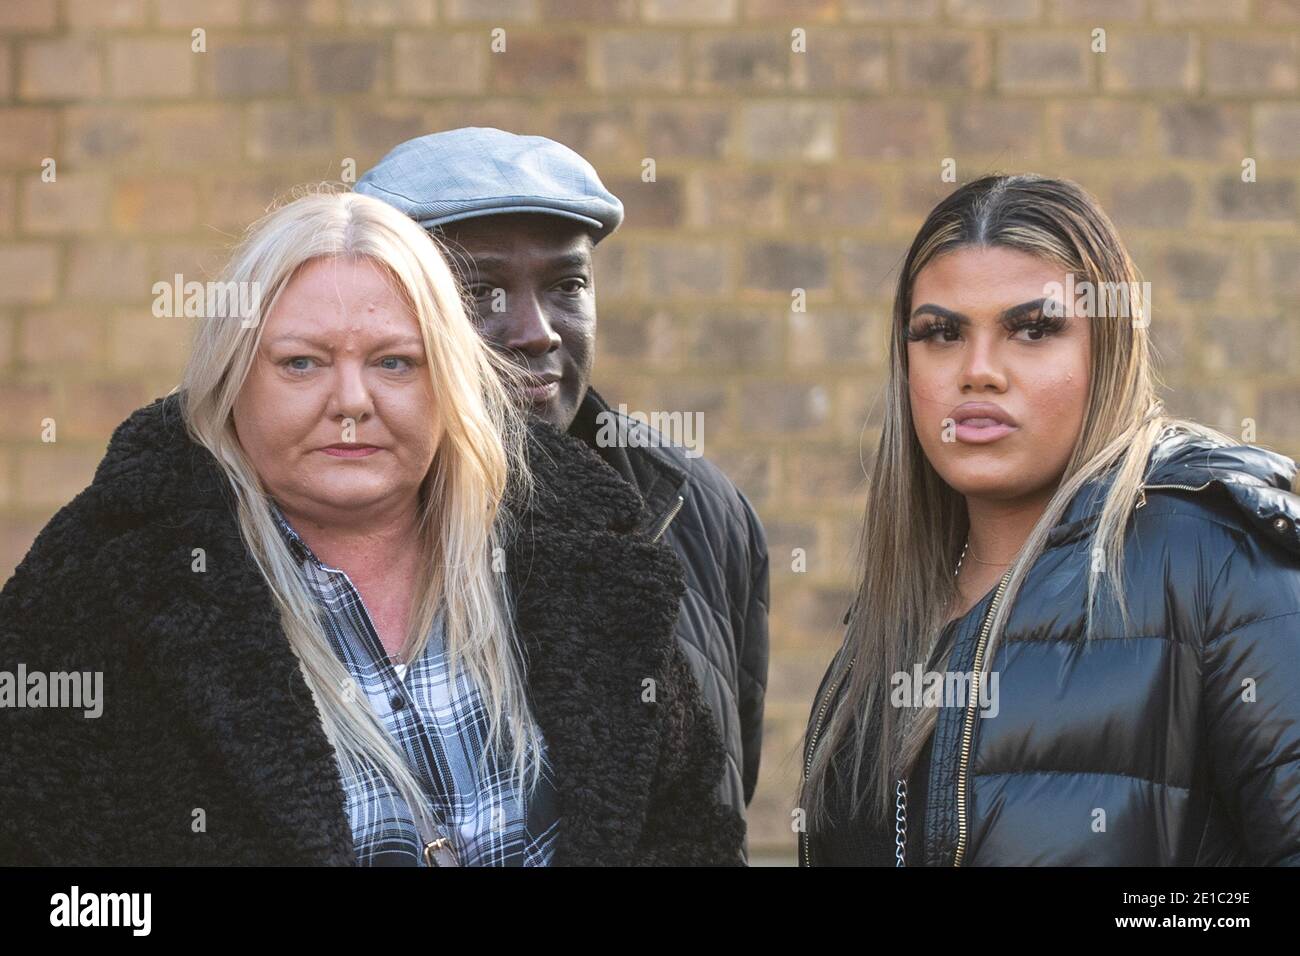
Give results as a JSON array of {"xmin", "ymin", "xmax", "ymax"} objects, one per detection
[
  {"xmin": 1206, "ymin": 37, "xmax": 1298, "ymax": 94},
  {"xmin": 66, "ymin": 0, "xmax": 148, "ymax": 27},
  {"xmin": 0, "ymin": 244, "xmax": 57, "ymax": 304},
  {"xmin": 1157, "ymin": 103, "xmax": 1248, "ymax": 161},
  {"xmin": 108, "ymin": 38, "xmax": 196, "ymax": 99},
  {"xmin": 395, "ymin": 34, "xmax": 487, "ymax": 95},
  {"xmin": 343, "ymin": 0, "xmax": 436, "ymax": 24},
  {"xmin": 742, "ymin": 102, "xmax": 835, "ymax": 162},
  {"xmin": 0, "ymin": 382, "xmax": 57, "ymax": 440},
  {"xmin": 1255, "ymin": 104, "xmax": 1300, "ymax": 160},
  {"xmin": 643, "ymin": 0, "xmax": 737, "ymax": 21},
  {"xmin": 1049, "ymin": 0, "xmax": 1143, "ymax": 20},
  {"xmin": 16, "ymin": 445, "xmax": 104, "ymax": 509},
  {"xmin": 1101, "ymin": 32, "xmax": 1197, "ymax": 93},
  {"xmin": 111, "ymin": 177, "xmax": 199, "ymax": 234},
  {"xmin": 540, "ymin": 0, "xmax": 636, "ymax": 19},
  {"xmin": 592, "ymin": 32, "xmax": 686, "ymax": 92},
  {"xmin": 843, "ymin": 101, "xmax": 941, "ymax": 160},
  {"xmin": 248, "ymin": 0, "xmax": 337, "ymax": 24},
  {"xmin": 0, "ymin": 108, "xmax": 56, "ymax": 167},
  {"xmin": 19, "ymin": 38, "xmax": 103, "ymax": 101},
  {"xmin": 20, "ymin": 172, "xmax": 109, "ymax": 235},
  {"xmin": 490, "ymin": 35, "xmax": 584, "ymax": 92},
  {"xmin": 65, "ymin": 241, "xmax": 151, "ymax": 302},
  {"xmin": 688, "ymin": 170, "xmax": 782, "ymax": 230},
  {"xmin": 303, "ymin": 40, "xmax": 383, "ymax": 95},
  {"xmin": 790, "ymin": 31, "xmax": 888, "ymax": 92},
  {"xmin": 19, "ymin": 308, "xmax": 103, "ymax": 366},
  {"xmin": 212, "ymin": 40, "xmax": 292, "ymax": 97},
  {"xmin": 1047, "ymin": 100, "xmax": 1145, "ymax": 158},
  {"xmin": 949, "ymin": 0, "xmax": 1041, "ymax": 22},
  {"xmin": 897, "ymin": 31, "xmax": 991, "ymax": 91},
  {"xmin": 998, "ymin": 32, "xmax": 1093, "ymax": 93},
  {"xmin": 0, "ymin": 1, "xmax": 57, "ymax": 30},
  {"xmin": 693, "ymin": 32, "xmax": 789, "ymax": 92},
  {"xmin": 444, "ymin": 0, "xmax": 538, "ymax": 19},
  {"xmin": 1152, "ymin": 0, "xmax": 1248, "ymax": 21},
  {"xmin": 157, "ymin": 0, "xmax": 243, "ymax": 26},
  {"xmin": 844, "ymin": 0, "xmax": 940, "ymax": 20}
]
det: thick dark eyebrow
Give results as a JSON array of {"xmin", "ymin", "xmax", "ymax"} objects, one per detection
[
  {"xmin": 266, "ymin": 334, "xmax": 424, "ymax": 350},
  {"xmin": 909, "ymin": 298, "xmax": 1051, "ymax": 325}
]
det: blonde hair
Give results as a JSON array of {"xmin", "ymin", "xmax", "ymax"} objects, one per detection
[
  {"xmin": 176, "ymin": 185, "xmax": 538, "ymax": 845},
  {"xmin": 802, "ymin": 174, "xmax": 1238, "ymax": 829}
]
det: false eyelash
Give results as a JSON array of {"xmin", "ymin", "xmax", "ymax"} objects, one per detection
[
  {"xmin": 1007, "ymin": 312, "xmax": 1067, "ymax": 337},
  {"xmin": 904, "ymin": 316, "xmax": 959, "ymax": 343}
]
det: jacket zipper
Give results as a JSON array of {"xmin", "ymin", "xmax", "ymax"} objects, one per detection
[
  {"xmin": 948, "ymin": 478, "xmax": 1193, "ymax": 864},
  {"xmin": 1135, "ymin": 480, "xmax": 1215, "ymax": 509},
  {"xmin": 801, "ymin": 656, "xmax": 855, "ymax": 867},
  {"xmin": 649, "ymin": 494, "xmax": 685, "ymax": 543},
  {"xmin": 953, "ymin": 567, "xmax": 1014, "ymax": 867}
]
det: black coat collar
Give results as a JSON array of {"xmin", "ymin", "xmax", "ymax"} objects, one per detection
[
  {"xmin": 91, "ymin": 392, "xmax": 690, "ymax": 865},
  {"xmin": 1045, "ymin": 429, "xmax": 1300, "ymax": 554},
  {"xmin": 566, "ymin": 386, "xmax": 687, "ymax": 538}
]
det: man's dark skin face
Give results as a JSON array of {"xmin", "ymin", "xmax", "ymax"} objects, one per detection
[{"xmin": 441, "ymin": 213, "xmax": 597, "ymax": 430}]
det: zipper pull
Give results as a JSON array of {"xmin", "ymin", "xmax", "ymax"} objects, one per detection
[{"xmin": 650, "ymin": 494, "xmax": 685, "ymax": 543}]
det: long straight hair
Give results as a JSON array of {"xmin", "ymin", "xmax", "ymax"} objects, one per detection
[
  {"xmin": 177, "ymin": 186, "xmax": 538, "ymax": 845},
  {"xmin": 802, "ymin": 174, "xmax": 1237, "ymax": 828}
]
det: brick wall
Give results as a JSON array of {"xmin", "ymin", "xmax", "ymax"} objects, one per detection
[{"xmin": 1, "ymin": 0, "xmax": 1297, "ymax": 862}]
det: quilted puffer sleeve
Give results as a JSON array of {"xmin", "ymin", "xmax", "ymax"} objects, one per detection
[
  {"xmin": 1201, "ymin": 532, "xmax": 1300, "ymax": 865},
  {"xmin": 735, "ymin": 490, "xmax": 769, "ymax": 807}
]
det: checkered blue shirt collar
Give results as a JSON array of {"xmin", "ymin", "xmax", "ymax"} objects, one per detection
[{"xmin": 267, "ymin": 499, "xmax": 334, "ymax": 570}]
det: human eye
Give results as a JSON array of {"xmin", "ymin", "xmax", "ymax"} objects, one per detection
[
  {"xmin": 378, "ymin": 355, "xmax": 415, "ymax": 372},
  {"xmin": 905, "ymin": 316, "xmax": 961, "ymax": 344},
  {"xmin": 282, "ymin": 356, "xmax": 318, "ymax": 374},
  {"xmin": 1008, "ymin": 312, "xmax": 1067, "ymax": 342},
  {"xmin": 554, "ymin": 277, "xmax": 587, "ymax": 295}
]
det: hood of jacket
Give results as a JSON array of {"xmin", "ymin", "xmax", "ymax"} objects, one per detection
[{"xmin": 1045, "ymin": 429, "xmax": 1299, "ymax": 556}]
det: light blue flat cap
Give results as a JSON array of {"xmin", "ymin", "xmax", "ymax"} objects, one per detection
[{"xmin": 354, "ymin": 127, "xmax": 624, "ymax": 241}]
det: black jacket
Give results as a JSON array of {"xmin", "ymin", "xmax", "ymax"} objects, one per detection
[
  {"xmin": 568, "ymin": 387, "xmax": 770, "ymax": 820},
  {"xmin": 0, "ymin": 392, "xmax": 745, "ymax": 866},
  {"xmin": 803, "ymin": 431, "xmax": 1300, "ymax": 866}
]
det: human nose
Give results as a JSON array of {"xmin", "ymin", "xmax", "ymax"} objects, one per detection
[
  {"xmin": 328, "ymin": 359, "xmax": 374, "ymax": 429},
  {"xmin": 958, "ymin": 330, "xmax": 1008, "ymax": 393},
  {"xmin": 499, "ymin": 292, "xmax": 561, "ymax": 357}
]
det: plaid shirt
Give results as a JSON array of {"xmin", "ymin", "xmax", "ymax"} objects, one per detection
[{"xmin": 269, "ymin": 500, "xmax": 560, "ymax": 866}]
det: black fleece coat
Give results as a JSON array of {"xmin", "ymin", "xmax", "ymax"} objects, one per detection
[{"xmin": 0, "ymin": 392, "xmax": 745, "ymax": 866}]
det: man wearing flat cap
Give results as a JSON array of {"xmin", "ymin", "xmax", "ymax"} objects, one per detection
[{"xmin": 356, "ymin": 128, "xmax": 769, "ymax": 847}]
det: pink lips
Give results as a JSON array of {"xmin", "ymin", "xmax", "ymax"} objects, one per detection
[
  {"xmin": 951, "ymin": 403, "xmax": 1018, "ymax": 444},
  {"xmin": 321, "ymin": 445, "xmax": 380, "ymax": 458}
]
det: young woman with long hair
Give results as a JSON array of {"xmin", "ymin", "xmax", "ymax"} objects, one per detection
[{"xmin": 800, "ymin": 174, "xmax": 1300, "ymax": 866}]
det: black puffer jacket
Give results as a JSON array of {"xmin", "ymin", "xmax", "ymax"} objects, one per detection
[
  {"xmin": 803, "ymin": 431, "xmax": 1300, "ymax": 866},
  {"xmin": 568, "ymin": 387, "xmax": 770, "ymax": 824},
  {"xmin": 0, "ymin": 392, "xmax": 745, "ymax": 866}
]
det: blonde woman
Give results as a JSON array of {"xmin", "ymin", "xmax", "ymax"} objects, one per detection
[
  {"xmin": 0, "ymin": 190, "xmax": 743, "ymax": 866},
  {"xmin": 801, "ymin": 175, "xmax": 1300, "ymax": 866}
]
